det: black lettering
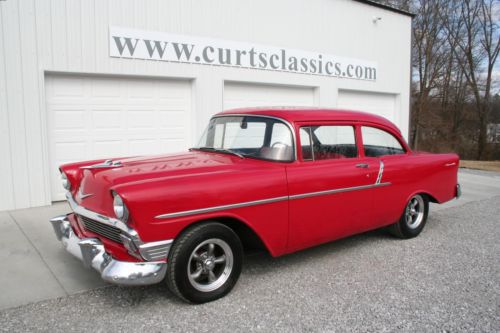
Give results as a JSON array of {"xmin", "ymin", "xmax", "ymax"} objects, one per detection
[
  {"xmin": 172, "ymin": 43, "xmax": 195, "ymax": 61},
  {"xmin": 113, "ymin": 36, "xmax": 139, "ymax": 56},
  {"xmin": 270, "ymin": 54, "xmax": 280, "ymax": 69},
  {"xmin": 258, "ymin": 53, "xmax": 268, "ymax": 68},
  {"xmin": 288, "ymin": 56, "xmax": 298, "ymax": 71},
  {"xmin": 334, "ymin": 63, "xmax": 342, "ymax": 76},
  {"xmin": 300, "ymin": 58, "xmax": 308, "ymax": 72},
  {"xmin": 235, "ymin": 50, "xmax": 247, "ymax": 66},
  {"xmin": 325, "ymin": 61, "xmax": 334, "ymax": 75},
  {"xmin": 249, "ymin": 48, "xmax": 257, "ymax": 67},
  {"xmin": 218, "ymin": 48, "xmax": 231, "ymax": 65},
  {"xmin": 143, "ymin": 40, "xmax": 168, "ymax": 58},
  {"xmin": 346, "ymin": 64, "xmax": 354, "ymax": 77},
  {"xmin": 309, "ymin": 59, "xmax": 317, "ymax": 73},
  {"xmin": 202, "ymin": 46, "xmax": 215, "ymax": 63}
]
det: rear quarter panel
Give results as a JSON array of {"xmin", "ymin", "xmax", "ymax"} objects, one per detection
[{"xmin": 375, "ymin": 152, "xmax": 459, "ymax": 226}]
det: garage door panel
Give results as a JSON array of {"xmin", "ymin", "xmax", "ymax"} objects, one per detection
[
  {"xmin": 47, "ymin": 75, "xmax": 192, "ymax": 201},
  {"xmin": 91, "ymin": 110, "xmax": 122, "ymax": 129},
  {"xmin": 92, "ymin": 140, "xmax": 124, "ymax": 158},
  {"xmin": 52, "ymin": 109, "xmax": 87, "ymax": 130},
  {"xmin": 224, "ymin": 82, "xmax": 315, "ymax": 110},
  {"xmin": 337, "ymin": 89, "xmax": 397, "ymax": 124}
]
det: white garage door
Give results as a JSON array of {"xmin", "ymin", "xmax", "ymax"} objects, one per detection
[
  {"xmin": 46, "ymin": 75, "xmax": 192, "ymax": 201},
  {"xmin": 223, "ymin": 82, "xmax": 316, "ymax": 110},
  {"xmin": 337, "ymin": 89, "xmax": 398, "ymax": 125}
]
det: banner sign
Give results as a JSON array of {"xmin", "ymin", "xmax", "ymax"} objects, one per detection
[{"xmin": 109, "ymin": 26, "xmax": 377, "ymax": 81}]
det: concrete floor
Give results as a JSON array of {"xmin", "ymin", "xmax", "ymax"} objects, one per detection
[{"xmin": 1, "ymin": 169, "xmax": 499, "ymax": 310}]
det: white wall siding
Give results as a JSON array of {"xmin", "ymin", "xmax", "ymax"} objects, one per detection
[{"xmin": 0, "ymin": 0, "xmax": 412, "ymax": 210}]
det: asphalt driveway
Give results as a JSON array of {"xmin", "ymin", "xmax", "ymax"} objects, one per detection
[{"xmin": 0, "ymin": 169, "xmax": 499, "ymax": 332}]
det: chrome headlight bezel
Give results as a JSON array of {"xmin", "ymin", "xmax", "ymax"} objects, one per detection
[
  {"xmin": 61, "ymin": 171, "xmax": 71, "ymax": 191},
  {"xmin": 113, "ymin": 192, "xmax": 129, "ymax": 222}
]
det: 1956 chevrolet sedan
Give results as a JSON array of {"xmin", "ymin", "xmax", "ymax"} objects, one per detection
[{"xmin": 50, "ymin": 108, "xmax": 460, "ymax": 303}]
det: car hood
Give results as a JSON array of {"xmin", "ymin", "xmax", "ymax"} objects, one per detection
[{"xmin": 73, "ymin": 151, "xmax": 242, "ymax": 212}]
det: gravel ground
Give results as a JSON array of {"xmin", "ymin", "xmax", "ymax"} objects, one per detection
[{"xmin": 1, "ymin": 196, "xmax": 499, "ymax": 333}]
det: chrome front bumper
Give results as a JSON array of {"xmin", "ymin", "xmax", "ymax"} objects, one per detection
[{"xmin": 50, "ymin": 215, "xmax": 167, "ymax": 286}]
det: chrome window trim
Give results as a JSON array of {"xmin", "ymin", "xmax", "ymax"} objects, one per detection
[
  {"xmin": 209, "ymin": 114, "xmax": 298, "ymax": 161},
  {"xmin": 155, "ymin": 182, "xmax": 391, "ymax": 220}
]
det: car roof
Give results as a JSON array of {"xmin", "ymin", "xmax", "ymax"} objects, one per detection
[{"xmin": 216, "ymin": 107, "xmax": 400, "ymax": 133}]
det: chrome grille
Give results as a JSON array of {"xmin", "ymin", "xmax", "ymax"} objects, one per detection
[{"xmin": 78, "ymin": 215, "xmax": 123, "ymax": 244}]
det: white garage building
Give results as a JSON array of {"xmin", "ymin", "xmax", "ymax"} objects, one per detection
[{"xmin": 0, "ymin": 0, "xmax": 413, "ymax": 210}]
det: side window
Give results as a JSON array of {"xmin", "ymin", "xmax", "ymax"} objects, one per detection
[
  {"xmin": 300, "ymin": 125, "xmax": 357, "ymax": 161},
  {"xmin": 362, "ymin": 126, "xmax": 405, "ymax": 157},
  {"xmin": 300, "ymin": 127, "xmax": 313, "ymax": 160},
  {"xmin": 270, "ymin": 123, "xmax": 292, "ymax": 147}
]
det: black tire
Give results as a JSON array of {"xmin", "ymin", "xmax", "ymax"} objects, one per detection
[
  {"xmin": 166, "ymin": 222, "xmax": 243, "ymax": 303},
  {"xmin": 389, "ymin": 194, "xmax": 429, "ymax": 239}
]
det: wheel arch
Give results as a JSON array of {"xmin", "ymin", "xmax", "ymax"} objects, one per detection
[
  {"xmin": 176, "ymin": 215, "xmax": 273, "ymax": 256},
  {"xmin": 405, "ymin": 190, "xmax": 438, "ymax": 204}
]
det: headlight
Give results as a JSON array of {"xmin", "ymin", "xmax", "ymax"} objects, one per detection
[
  {"xmin": 61, "ymin": 172, "xmax": 71, "ymax": 190},
  {"xmin": 113, "ymin": 192, "xmax": 129, "ymax": 221}
]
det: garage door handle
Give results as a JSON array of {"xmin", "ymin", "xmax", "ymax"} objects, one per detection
[{"xmin": 356, "ymin": 163, "xmax": 369, "ymax": 168}]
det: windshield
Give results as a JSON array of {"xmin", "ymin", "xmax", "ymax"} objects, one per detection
[{"xmin": 195, "ymin": 116, "xmax": 294, "ymax": 162}]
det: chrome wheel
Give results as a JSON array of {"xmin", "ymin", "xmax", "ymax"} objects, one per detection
[
  {"xmin": 187, "ymin": 238, "xmax": 234, "ymax": 292},
  {"xmin": 405, "ymin": 195, "xmax": 425, "ymax": 229}
]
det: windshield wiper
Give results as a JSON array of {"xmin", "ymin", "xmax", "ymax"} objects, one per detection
[{"xmin": 190, "ymin": 147, "xmax": 244, "ymax": 159}]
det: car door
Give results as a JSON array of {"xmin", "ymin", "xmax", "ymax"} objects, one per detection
[
  {"xmin": 359, "ymin": 125, "xmax": 410, "ymax": 228},
  {"xmin": 285, "ymin": 122, "xmax": 379, "ymax": 252}
]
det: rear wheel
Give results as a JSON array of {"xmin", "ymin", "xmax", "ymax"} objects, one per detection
[
  {"xmin": 389, "ymin": 194, "xmax": 429, "ymax": 239},
  {"xmin": 166, "ymin": 222, "xmax": 243, "ymax": 303}
]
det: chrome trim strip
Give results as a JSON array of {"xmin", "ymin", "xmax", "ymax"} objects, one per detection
[
  {"xmin": 212, "ymin": 114, "xmax": 298, "ymax": 161},
  {"xmin": 155, "ymin": 182, "xmax": 391, "ymax": 220},
  {"xmin": 376, "ymin": 160, "xmax": 384, "ymax": 185},
  {"xmin": 155, "ymin": 196, "xmax": 289, "ymax": 219},
  {"xmin": 288, "ymin": 182, "xmax": 391, "ymax": 200},
  {"xmin": 66, "ymin": 192, "xmax": 134, "ymax": 235}
]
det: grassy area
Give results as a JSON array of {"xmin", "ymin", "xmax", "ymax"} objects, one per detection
[{"xmin": 460, "ymin": 160, "xmax": 500, "ymax": 172}]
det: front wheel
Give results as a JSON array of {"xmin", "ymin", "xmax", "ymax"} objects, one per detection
[
  {"xmin": 165, "ymin": 222, "xmax": 243, "ymax": 303},
  {"xmin": 389, "ymin": 194, "xmax": 429, "ymax": 239}
]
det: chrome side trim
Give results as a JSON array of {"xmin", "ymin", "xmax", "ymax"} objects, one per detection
[
  {"xmin": 288, "ymin": 182, "xmax": 391, "ymax": 200},
  {"xmin": 376, "ymin": 160, "xmax": 384, "ymax": 185},
  {"xmin": 138, "ymin": 239, "xmax": 174, "ymax": 261},
  {"xmin": 155, "ymin": 196, "xmax": 289, "ymax": 219},
  {"xmin": 155, "ymin": 182, "xmax": 391, "ymax": 220},
  {"xmin": 213, "ymin": 114, "xmax": 298, "ymax": 161}
]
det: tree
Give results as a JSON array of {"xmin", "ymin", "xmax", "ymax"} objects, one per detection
[{"xmin": 441, "ymin": 0, "xmax": 500, "ymax": 159}]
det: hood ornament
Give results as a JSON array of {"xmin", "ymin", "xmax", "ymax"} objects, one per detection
[{"xmin": 81, "ymin": 159, "xmax": 123, "ymax": 169}]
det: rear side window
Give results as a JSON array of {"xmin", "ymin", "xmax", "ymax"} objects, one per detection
[
  {"xmin": 362, "ymin": 126, "xmax": 405, "ymax": 157},
  {"xmin": 300, "ymin": 125, "xmax": 357, "ymax": 161}
]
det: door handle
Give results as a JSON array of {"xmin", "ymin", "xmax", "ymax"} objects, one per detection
[{"xmin": 356, "ymin": 163, "xmax": 369, "ymax": 168}]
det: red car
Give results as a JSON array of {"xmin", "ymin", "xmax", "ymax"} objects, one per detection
[{"xmin": 51, "ymin": 108, "xmax": 460, "ymax": 303}]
